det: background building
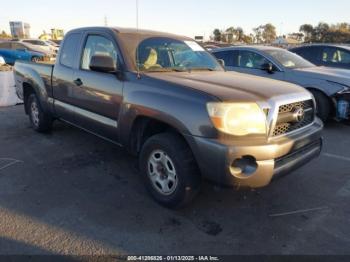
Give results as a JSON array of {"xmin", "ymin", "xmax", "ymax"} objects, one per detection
[{"xmin": 9, "ymin": 21, "xmax": 30, "ymax": 38}]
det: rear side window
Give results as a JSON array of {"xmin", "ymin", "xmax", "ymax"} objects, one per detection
[
  {"xmin": 213, "ymin": 51, "xmax": 238, "ymax": 67},
  {"xmin": 60, "ymin": 33, "xmax": 81, "ymax": 68},
  {"xmin": 322, "ymin": 47, "xmax": 350, "ymax": 64}
]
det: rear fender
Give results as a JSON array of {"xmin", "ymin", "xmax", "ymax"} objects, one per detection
[{"xmin": 15, "ymin": 64, "xmax": 50, "ymax": 113}]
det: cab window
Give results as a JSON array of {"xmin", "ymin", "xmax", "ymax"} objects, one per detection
[
  {"xmin": 60, "ymin": 33, "xmax": 81, "ymax": 68},
  {"xmin": 81, "ymin": 35, "xmax": 118, "ymax": 71}
]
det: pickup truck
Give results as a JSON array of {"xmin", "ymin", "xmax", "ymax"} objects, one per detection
[{"xmin": 14, "ymin": 27, "xmax": 323, "ymax": 208}]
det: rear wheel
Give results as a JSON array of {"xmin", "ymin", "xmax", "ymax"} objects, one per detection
[
  {"xmin": 27, "ymin": 93, "xmax": 52, "ymax": 133},
  {"xmin": 309, "ymin": 90, "xmax": 331, "ymax": 123},
  {"xmin": 139, "ymin": 133, "xmax": 201, "ymax": 208}
]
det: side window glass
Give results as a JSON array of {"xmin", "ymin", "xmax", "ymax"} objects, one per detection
[
  {"xmin": 214, "ymin": 51, "xmax": 238, "ymax": 67},
  {"xmin": 81, "ymin": 35, "xmax": 118, "ymax": 70},
  {"xmin": 337, "ymin": 49, "xmax": 350, "ymax": 64},
  {"xmin": 238, "ymin": 51, "xmax": 269, "ymax": 69},
  {"xmin": 296, "ymin": 47, "xmax": 314, "ymax": 58},
  {"xmin": 322, "ymin": 47, "xmax": 338, "ymax": 63},
  {"xmin": 12, "ymin": 43, "xmax": 25, "ymax": 50},
  {"xmin": 60, "ymin": 33, "xmax": 81, "ymax": 68},
  {"xmin": 297, "ymin": 47, "xmax": 315, "ymax": 60}
]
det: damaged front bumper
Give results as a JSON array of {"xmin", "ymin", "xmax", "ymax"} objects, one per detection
[{"xmin": 334, "ymin": 89, "xmax": 350, "ymax": 120}]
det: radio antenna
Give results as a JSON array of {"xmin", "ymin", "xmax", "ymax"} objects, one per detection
[{"xmin": 136, "ymin": 0, "xmax": 141, "ymax": 79}]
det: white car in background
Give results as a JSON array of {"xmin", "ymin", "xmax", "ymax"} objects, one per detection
[
  {"xmin": 0, "ymin": 55, "xmax": 5, "ymax": 65},
  {"xmin": 45, "ymin": 39, "xmax": 60, "ymax": 48},
  {"xmin": 20, "ymin": 39, "xmax": 59, "ymax": 54}
]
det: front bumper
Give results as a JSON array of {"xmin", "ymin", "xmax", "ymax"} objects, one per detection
[{"xmin": 186, "ymin": 118, "xmax": 323, "ymax": 188}]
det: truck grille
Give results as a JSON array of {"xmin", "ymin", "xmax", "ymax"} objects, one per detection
[{"xmin": 273, "ymin": 100, "xmax": 314, "ymax": 137}]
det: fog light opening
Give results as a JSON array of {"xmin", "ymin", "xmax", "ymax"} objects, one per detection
[{"xmin": 231, "ymin": 156, "xmax": 258, "ymax": 177}]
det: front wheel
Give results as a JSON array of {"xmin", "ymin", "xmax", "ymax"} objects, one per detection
[
  {"xmin": 139, "ymin": 133, "xmax": 201, "ymax": 209},
  {"xmin": 310, "ymin": 90, "xmax": 331, "ymax": 123},
  {"xmin": 27, "ymin": 93, "xmax": 53, "ymax": 133}
]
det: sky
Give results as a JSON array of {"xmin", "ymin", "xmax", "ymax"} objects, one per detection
[{"xmin": 0, "ymin": 0, "xmax": 350, "ymax": 39}]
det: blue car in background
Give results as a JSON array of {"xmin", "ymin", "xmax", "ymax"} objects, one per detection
[{"xmin": 0, "ymin": 41, "xmax": 45, "ymax": 65}]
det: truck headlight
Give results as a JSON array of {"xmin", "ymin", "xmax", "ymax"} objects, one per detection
[{"xmin": 207, "ymin": 103, "xmax": 267, "ymax": 136}]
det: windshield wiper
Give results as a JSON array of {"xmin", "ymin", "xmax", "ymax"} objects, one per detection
[
  {"xmin": 187, "ymin": 67, "xmax": 215, "ymax": 72},
  {"xmin": 144, "ymin": 68, "xmax": 187, "ymax": 73}
]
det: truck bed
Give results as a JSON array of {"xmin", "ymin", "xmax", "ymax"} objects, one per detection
[{"xmin": 14, "ymin": 60, "xmax": 54, "ymax": 100}]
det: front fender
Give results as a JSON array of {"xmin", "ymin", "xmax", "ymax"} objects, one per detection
[
  {"xmin": 118, "ymin": 78, "xmax": 218, "ymax": 147},
  {"xmin": 288, "ymin": 73, "xmax": 344, "ymax": 97}
]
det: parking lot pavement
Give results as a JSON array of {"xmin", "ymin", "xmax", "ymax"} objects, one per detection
[{"xmin": 0, "ymin": 105, "xmax": 350, "ymax": 255}]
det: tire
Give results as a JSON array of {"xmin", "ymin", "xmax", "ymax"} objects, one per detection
[
  {"xmin": 309, "ymin": 90, "xmax": 331, "ymax": 123},
  {"xmin": 139, "ymin": 132, "xmax": 201, "ymax": 209},
  {"xmin": 26, "ymin": 93, "xmax": 53, "ymax": 133}
]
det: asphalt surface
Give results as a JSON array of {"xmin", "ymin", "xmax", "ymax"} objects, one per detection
[{"xmin": 0, "ymin": 105, "xmax": 350, "ymax": 256}]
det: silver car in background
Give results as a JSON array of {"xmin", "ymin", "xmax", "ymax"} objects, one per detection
[{"xmin": 212, "ymin": 46, "xmax": 350, "ymax": 122}]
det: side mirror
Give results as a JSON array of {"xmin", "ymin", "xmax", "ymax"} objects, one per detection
[
  {"xmin": 89, "ymin": 55, "xmax": 117, "ymax": 73},
  {"xmin": 217, "ymin": 59, "xmax": 225, "ymax": 67},
  {"xmin": 261, "ymin": 63, "xmax": 274, "ymax": 74}
]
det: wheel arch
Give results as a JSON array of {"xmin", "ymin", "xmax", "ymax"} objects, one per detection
[
  {"xmin": 127, "ymin": 115, "xmax": 194, "ymax": 157},
  {"xmin": 306, "ymin": 87, "xmax": 336, "ymax": 114},
  {"xmin": 22, "ymin": 80, "xmax": 50, "ymax": 115}
]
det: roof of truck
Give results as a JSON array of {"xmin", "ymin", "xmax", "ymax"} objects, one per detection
[
  {"xmin": 67, "ymin": 26, "xmax": 192, "ymax": 40},
  {"xmin": 211, "ymin": 45, "xmax": 285, "ymax": 53},
  {"xmin": 67, "ymin": 26, "xmax": 194, "ymax": 71}
]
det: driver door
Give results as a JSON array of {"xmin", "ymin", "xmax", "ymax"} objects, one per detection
[{"xmin": 69, "ymin": 32, "xmax": 123, "ymax": 142}]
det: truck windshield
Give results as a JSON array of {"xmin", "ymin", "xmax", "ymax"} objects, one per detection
[
  {"xmin": 265, "ymin": 49, "xmax": 315, "ymax": 69},
  {"xmin": 136, "ymin": 37, "xmax": 222, "ymax": 72}
]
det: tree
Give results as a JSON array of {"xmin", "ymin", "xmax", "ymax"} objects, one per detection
[
  {"xmin": 241, "ymin": 34, "xmax": 253, "ymax": 44},
  {"xmin": 299, "ymin": 24, "xmax": 314, "ymax": 42},
  {"xmin": 253, "ymin": 26, "xmax": 263, "ymax": 44},
  {"xmin": 0, "ymin": 30, "xmax": 11, "ymax": 39},
  {"xmin": 253, "ymin": 24, "xmax": 277, "ymax": 44},
  {"xmin": 225, "ymin": 27, "xmax": 236, "ymax": 43},
  {"xmin": 323, "ymin": 23, "xmax": 350, "ymax": 43},
  {"xmin": 289, "ymin": 32, "xmax": 304, "ymax": 42},
  {"xmin": 235, "ymin": 27, "xmax": 244, "ymax": 42},
  {"xmin": 299, "ymin": 22, "xmax": 350, "ymax": 43},
  {"xmin": 262, "ymin": 23, "xmax": 277, "ymax": 43},
  {"xmin": 314, "ymin": 22, "xmax": 330, "ymax": 42},
  {"xmin": 213, "ymin": 29, "xmax": 222, "ymax": 42}
]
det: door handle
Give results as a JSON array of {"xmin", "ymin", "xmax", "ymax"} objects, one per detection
[{"xmin": 74, "ymin": 78, "xmax": 83, "ymax": 86}]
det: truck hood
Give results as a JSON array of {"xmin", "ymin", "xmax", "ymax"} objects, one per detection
[
  {"xmin": 292, "ymin": 66, "xmax": 350, "ymax": 86},
  {"xmin": 148, "ymin": 71, "xmax": 307, "ymax": 102}
]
